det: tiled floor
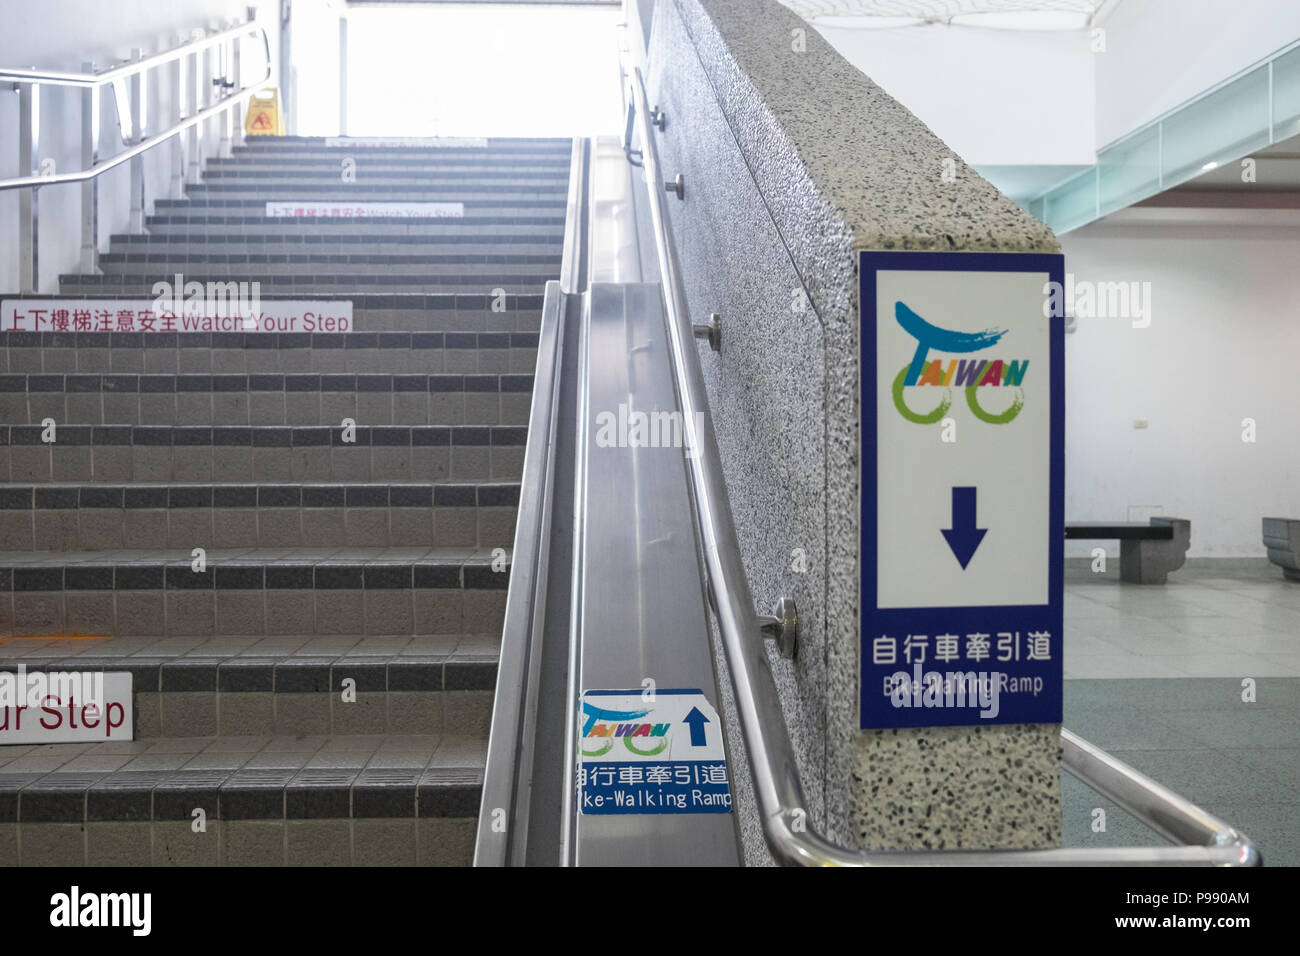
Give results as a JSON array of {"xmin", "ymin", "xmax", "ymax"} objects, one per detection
[
  {"xmin": 1062, "ymin": 562, "xmax": 1300, "ymax": 865},
  {"xmin": 1065, "ymin": 563, "xmax": 1300, "ymax": 680}
]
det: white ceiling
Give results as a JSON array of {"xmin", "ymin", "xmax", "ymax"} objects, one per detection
[{"xmin": 775, "ymin": 0, "xmax": 1119, "ymax": 29}]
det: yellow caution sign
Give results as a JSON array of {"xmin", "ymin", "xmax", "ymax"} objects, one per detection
[{"xmin": 244, "ymin": 89, "xmax": 283, "ymax": 136}]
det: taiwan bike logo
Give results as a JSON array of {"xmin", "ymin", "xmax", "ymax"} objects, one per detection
[
  {"xmin": 579, "ymin": 701, "xmax": 671, "ymax": 757},
  {"xmin": 890, "ymin": 302, "xmax": 1030, "ymax": 425}
]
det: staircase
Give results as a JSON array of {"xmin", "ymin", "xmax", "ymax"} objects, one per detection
[{"xmin": 0, "ymin": 136, "xmax": 570, "ymax": 865}]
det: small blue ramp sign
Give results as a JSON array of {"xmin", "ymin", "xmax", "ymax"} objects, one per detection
[{"xmin": 578, "ymin": 688, "xmax": 732, "ymax": 814}]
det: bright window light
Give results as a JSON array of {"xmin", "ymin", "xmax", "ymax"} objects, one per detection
[{"xmin": 342, "ymin": 4, "xmax": 624, "ymax": 137}]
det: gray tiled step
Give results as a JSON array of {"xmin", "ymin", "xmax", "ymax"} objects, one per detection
[
  {"xmin": 0, "ymin": 734, "xmax": 483, "ymax": 865},
  {"xmin": 205, "ymin": 155, "xmax": 567, "ymax": 167},
  {"xmin": 0, "ymin": 546, "xmax": 510, "ymax": 638},
  {"xmin": 0, "ymin": 546, "xmax": 511, "ymax": 589},
  {"xmin": 219, "ymin": 157, "xmax": 568, "ymax": 171},
  {"xmin": 0, "ymin": 641, "xmax": 498, "ymax": 691},
  {"xmin": 138, "ymin": 221, "xmax": 564, "ymax": 237},
  {"xmin": 231, "ymin": 142, "xmax": 569, "ymax": 155},
  {"xmin": 191, "ymin": 178, "xmax": 568, "ymax": 191},
  {"xmin": 95, "ymin": 260, "xmax": 559, "ymax": 278},
  {"xmin": 61, "ymin": 270, "xmax": 557, "ymax": 290},
  {"xmin": 3, "ymin": 291, "xmax": 546, "ymax": 308},
  {"xmin": 0, "ymin": 330, "xmax": 541, "ymax": 375},
  {"xmin": 58, "ymin": 280, "xmax": 549, "ymax": 296},
  {"xmin": 109, "ymin": 232, "xmax": 562, "ymax": 248},
  {"xmin": 145, "ymin": 209, "xmax": 565, "ymax": 225},
  {"xmin": 0, "ymin": 481, "xmax": 519, "ymax": 551},
  {"xmin": 158, "ymin": 191, "xmax": 567, "ymax": 205},
  {"xmin": 235, "ymin": 140, "xmax": 568, "ymax": 153},
  {"xmin": 102, "ymin": 238, "xmax": 562, "ymax": 257},
  {"xmin": 0, "ymin": 372, "xmax": 535, "ymax": 426},
  {"xmin": 233, "ymin": 142, "xmax": 567, "ymax": 157},
  {"xmin": 0, "ymin": 640, "xmax": 497, "ymax": 738},
  {"xmin": 98, "ymin": 251, "xmax": 562, "ymax": 269},
  {"xmin": 209, "ymin": 156, "xmax": 567, "ymax": 169},
  {"xmin": 0, "ymin": 424, "xmax": 527, "ymax": 484},
  {"xmin": 107, "ymin": 228, "xmax": 564, "ymax": 245}
]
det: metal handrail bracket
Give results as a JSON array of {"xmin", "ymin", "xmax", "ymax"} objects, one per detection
[{"xmin": 626, "ymin": 62, "xmax": 1258, "ymax": 867}]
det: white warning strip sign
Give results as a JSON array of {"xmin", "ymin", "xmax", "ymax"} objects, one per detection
[
  {"xmin": 265, "ymin": 201, "xmax": 465, "ymax": 219},
  {"xmin": 323, "ymin": 136, "xmax": 489, "ymax": 148},
  {"xmin": 0, "ymin": 670, "xmax": 133, "ymax": 744},
  {"xmin": 1, "ymin": 299, "xmax": 353, "ymax": 334},
  {"xmin": 578, "ymin": 688, "xmax": 732, "ymax": 815}
]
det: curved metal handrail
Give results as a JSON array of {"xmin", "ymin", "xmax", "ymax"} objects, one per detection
[
  {"xmin": 0, "ymin": 20, "xmax": 266, "ymax": 89},
  {"xmin": 627, "ymin": 64, "xmax": 1258, "ymax": 867},
  {"xmin": 0, "ymin": 22, "xmax": 271, "ymax": 192}
]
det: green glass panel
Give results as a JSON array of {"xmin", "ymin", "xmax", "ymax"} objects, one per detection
[
  {"xmin": 1098, "ymin": 125, "xmax": 1160, "ymax": 216},
  {"xmin": 1162, "ymin": 66, "xmax": 1270, "ymax": 187},
  {"xmin": 1273, "ymin": 46, "xmax": 1300, "ymax": 142},
  {"xmin": 1043, "ymin": 168, "xmax": 1096, "ymax": 234}
]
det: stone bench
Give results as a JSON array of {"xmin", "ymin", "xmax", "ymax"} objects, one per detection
[
  {"xmin": 1066, "ymin": 517, "xmax": 1191, "ymax": 584},
  {"xmin": 1262, "ymin": 517, "xmax": 1300, "ymax": 581}
]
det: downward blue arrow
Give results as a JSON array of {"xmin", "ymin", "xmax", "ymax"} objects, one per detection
[
  {"xmin": 682, "ymin": 706, "xmax": 709, "ymax": 747},
  {"xmin": 941, "ymin": 486, "xmax": 987, "ymax": 570}
]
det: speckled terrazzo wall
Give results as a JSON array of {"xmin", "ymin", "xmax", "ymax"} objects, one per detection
[{"xmin": 642, "ymin": 0, "xmax": 1062, "ymax": 863}]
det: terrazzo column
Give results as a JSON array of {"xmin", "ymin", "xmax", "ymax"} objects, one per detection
[{"xmin": 639, "ymin": 0, "xmax": 1062, "ymax": 863}]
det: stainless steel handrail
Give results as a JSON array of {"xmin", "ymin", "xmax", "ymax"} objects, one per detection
[
  {"xmin": 0, "ymin": 21, "xmax": 265, "ymax": 89},
  {"xmin": 628, "ymin": 64, "xmax": 1259, "ymax": 867},
  {"xmin": 0, "ymin": 24, "xmax": 271, "ymax": 192},
  {"xmin": 475, "ymin": 138, "xmax": 588, "ymax": 867}
]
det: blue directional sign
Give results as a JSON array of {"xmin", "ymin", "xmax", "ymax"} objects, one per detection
[
  {"xmin": 859, "ymin": 251, "xmax": 1065, "ymax": 729},
  {"xmin": 578, "ymin": 688, "xmax": 732, "ymax": 814}
]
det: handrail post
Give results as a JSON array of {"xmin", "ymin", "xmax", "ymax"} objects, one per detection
[
  {"xmin": 231, "ymin": 11, "xmax": 249, "ymax": 150},
  {"xmin": 171, "ymin": 36, "xmax": 185, "ymax": 198},
  {"xmin": 80, "ymin": 61, "xmax": 99, "ymax": 273},
  {"xmin": 128, "ymin": 49, "xmax": 146, "ymax": 232},
  {"xmin": 217, "ymin": 20, "xmax": 233, "ymax": 157},
  {"xmin": 17, "ymin": 81, "xmax": 39, "ymax": 293},
  {"xmin": 185, "ymin": 32, "xmax": 201, "ymax": 185},
  {"xmin": 338, "ymin": 13, "xmax": 349, "ymax": 137},
  {"xmin": 201, "ymin": 29, "xmax": 215, "ymax": 169}
]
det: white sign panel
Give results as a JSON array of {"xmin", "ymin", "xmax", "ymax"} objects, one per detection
[
  {"xmin": 323, "ymin": 137, "xmax": 488, "ymax": 148},
  {"xmin": 578, "ymin": 688, "xmax": 731, "ymax": 814},
  {"xmin": 875, "ymin": 267, "xmax": 1052, "ymax": 609},
  {"xmin": 0, "ymin": 669, "xmax": 133, "ymax": 744},
  {"xmin": 265, "ymin": 201, "xmax": 465, "ymax": 219},
  {"xmin": 2, "ymin": 299, "xmax": 353, "ymax": 334}
]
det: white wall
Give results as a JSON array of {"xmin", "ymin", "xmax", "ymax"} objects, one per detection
[
  {"xmin": 811, "ymin": 22, "xmax": 1096, "ymax": 165},
  {"xmin": 1062, "ymin": 223, "xmax": 1300, "ymax": 557},
  {"xmin": 0, "ymin": 0, "xmax": 281, "ymax": 293},
  {"xmin": 1095, "ymin": 0, "xmax": 1300, "ymax": 147}
]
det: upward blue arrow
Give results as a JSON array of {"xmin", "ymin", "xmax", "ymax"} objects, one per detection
[
  {"xmin": 682, "ymin": 707, "xmax": 709, "ymax": 747},
  {"xmin": 941, "ymin": 486, "xmax": 987, "ymax": 570}
]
